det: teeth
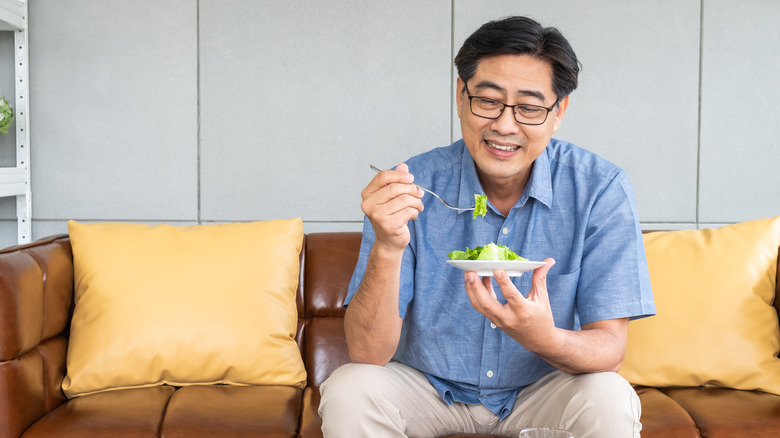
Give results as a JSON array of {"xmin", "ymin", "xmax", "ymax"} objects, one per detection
[{"xmin": 487, "ymin": 141, "xmax": 518, "ymax": 151}]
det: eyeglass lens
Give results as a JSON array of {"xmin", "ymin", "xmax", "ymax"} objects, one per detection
[{"xmin": 470, "ymin": 97, "xmax": 550, "ymax": 125}]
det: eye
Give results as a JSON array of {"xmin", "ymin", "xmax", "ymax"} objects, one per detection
[
  {"xmin": 516, "ymin": 105, "xmax": 544, "ymax": 115},
  {"xmin": 475, "ymin": 97, "xmax": 502, "ymax": 109}
]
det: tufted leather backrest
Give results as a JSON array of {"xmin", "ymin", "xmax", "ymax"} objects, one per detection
[
  {"xmin": 300, "ymin": 232, "xmax": 361, "ymax": 388},
  {"xmin": 0, "ymin": 235, "xmax": 73, "ymax": 438}
]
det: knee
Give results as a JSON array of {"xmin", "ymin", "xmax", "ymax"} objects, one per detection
[
  {"xmin": 569, "ymin": 372, "xmax": 638, "ymax": 409},
  {"xmin": 319, "ymin": 363, "xmax": 393, "ymax": 409},
  {"xmin": 572, "ymin": 372, "xmax": 633, "ymax": 396},
  {"xmin": 318, "ymin": 363, "xmax": 404, "ymax": 436},
  {"xmin": 563, "ymin": 372, "xmax": 641, "ymax": 437}
]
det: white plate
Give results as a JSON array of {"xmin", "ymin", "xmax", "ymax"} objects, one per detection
[{"xmin": 446, "ymin": 259, "xmax": 546, "ymax": 277}]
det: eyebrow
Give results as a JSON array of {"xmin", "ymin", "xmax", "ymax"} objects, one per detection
[{"xmin": 472, "ymin": 80, "xmax": 547, "ymax": 102}]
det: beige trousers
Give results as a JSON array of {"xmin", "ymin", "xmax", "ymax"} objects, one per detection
[{"xmin": 319, "ymin": 362, "xmax": 641, "ymax": 438}]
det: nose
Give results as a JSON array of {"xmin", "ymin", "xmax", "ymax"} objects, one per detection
[{"xmin": 490, "ymin": 107, "xmax": 521, "ymax": 135}]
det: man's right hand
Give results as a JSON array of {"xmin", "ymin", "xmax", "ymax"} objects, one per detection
[{"xmin": 361, "ymin": 163, "xmax": 425, "ymax": 253}]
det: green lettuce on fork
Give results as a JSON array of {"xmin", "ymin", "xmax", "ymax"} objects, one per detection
[
  {"xmin": 447, "ymin": 242, "xmax": 527, "ymax": 261},
  {"xmin": 473, "ymin": 194, "xmax": 487, "ymax": 219}
]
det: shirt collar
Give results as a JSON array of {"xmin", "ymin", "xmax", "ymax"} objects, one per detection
[{"xmin": 457, "ymin": 141, "xmax": 553, "ymax": 214}]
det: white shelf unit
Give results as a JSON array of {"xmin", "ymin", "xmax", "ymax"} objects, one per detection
[{"xmin": 0, "ymin": 0, "xmax": 30, "ymax": 244}]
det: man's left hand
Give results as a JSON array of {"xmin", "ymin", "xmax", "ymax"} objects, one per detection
[{"xmin": 463, "ymin": 258, "xmax": 557, "ymax": 352}]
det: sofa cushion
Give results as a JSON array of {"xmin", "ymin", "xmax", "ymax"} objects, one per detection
[
  {"xmin": 619, "ymin": 216, "xmax": 780, "ymax": 395},
  {"xmin": 160, "ymin": 385, "xmax": 302, "ymax": 438},
  {"xmin": 664, "ymin": 387, "xmax": 780, "ymax": 437},
  {"xmin": 62, "ymin": 219, "xmax": 306, "ymax": 398},
  {"xmin": 21, "ymin": 386, "xmax": 176, "ymax": 438},
  {"xmin": 632, "ymin": 387, "xmax": 699, "ymax": 438}
]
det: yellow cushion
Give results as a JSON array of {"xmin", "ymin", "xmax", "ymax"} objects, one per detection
[
  {"xmin": 619, "ymin": 216, "xmax": 780, "ymax": 395},
  {"xmin": 62, "ymin": 219, "xmax": 306, "ymax": 398}
]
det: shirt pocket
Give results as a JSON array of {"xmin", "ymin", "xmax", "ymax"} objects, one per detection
[{"xmin": 537, "ymin": 268, "xmax": 581, "ymax": 329}]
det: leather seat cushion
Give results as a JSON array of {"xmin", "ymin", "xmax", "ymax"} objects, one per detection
[
  {"xmin": 161, "ymin": 385, "xmax": 302, "ymax": 438},
  {"xmin": 21, "ymin": 386, "xmax": 175, "ymax": 438},
  {"xmin": 665, "ymin": 387, "xmax": 780, "ymax": 438}
]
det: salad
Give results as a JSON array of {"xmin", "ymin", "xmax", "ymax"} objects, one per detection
[
  {"xmin": 473, "ymin": 194, "xmax": 487, "ymax": 219},
  {"xmin": 448, "ymin": 242, "xmax": 527, "ymax": 261}
]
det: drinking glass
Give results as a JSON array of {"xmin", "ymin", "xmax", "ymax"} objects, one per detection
[{"xmin": 518, "ymin": 427, "xmax": 574, "ymax": 438}]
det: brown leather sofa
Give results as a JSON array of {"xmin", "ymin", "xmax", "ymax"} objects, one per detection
[{"xmin": 1, "ymin": 232, "xmax": 779, "ymax": 438}]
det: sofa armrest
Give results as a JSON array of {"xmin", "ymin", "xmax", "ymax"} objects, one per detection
[
  {"xmin": 0, "ymin": 236, "xmax": 74, "ymax": 438},
  {"xmin": 775, "ymin": 246, "xmax": 780, "ymax": 321}
]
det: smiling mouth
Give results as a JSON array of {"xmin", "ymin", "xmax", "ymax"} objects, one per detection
[{"xmin": 486, "ymin": 141, "xmax": 520, "ymax": 152}]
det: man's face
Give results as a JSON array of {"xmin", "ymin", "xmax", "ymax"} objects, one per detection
[{"xmin": 456, "ymin": 54, "xmax": 568, "ymax": 187}]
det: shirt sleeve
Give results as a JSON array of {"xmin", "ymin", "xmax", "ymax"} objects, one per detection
[
  {"xmin": 345, "ymin": 216, "xmax": 417, "ymax": 319},
  {"xmin": 575, "ymin": 170, "xmax": 656, "ymax": 325}
]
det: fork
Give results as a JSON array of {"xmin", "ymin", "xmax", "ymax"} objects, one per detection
[{"xmin": 370, "ymin": 165, "xmax": 474, "ymax": 212}]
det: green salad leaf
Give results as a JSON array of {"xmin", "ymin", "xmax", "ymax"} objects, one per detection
[
  {"xmin": 473, "ymin": 194, "xmax": 487, "ymax": 219},
  {"xmin": 447, "ymin": 242, "xmax": 527, "ymax": 261}
]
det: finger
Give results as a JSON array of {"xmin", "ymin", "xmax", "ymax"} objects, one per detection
[
  {"xmin": 361, "ymin": 180, "xmax": 424, "ymax": 218},
  {"xmin": 528, "ymin": 258, "xmax": 555, "ymax": 301},
  {"xmin": 463, "ymin": 272, "xmax": 488, "ymax": 306},
  {"xmin": 462, "ymin": 271, "xmax": 481, "ymax": 309},
  {"xmin": 493, "ymin": 269, "xmax": 526, "ymax": 305},
  {"xmin": 531, "ymin": 258, "xmax": 555, "ymax": 285},
  {"xmin": 381, "ymin": 179, "xmax": 425, "ymax": 202},
  {"xmin": 364, "ymin": 164, "xmax": 415, "ymax": 196},
  {"xmin": 363, "ymin": 175, "xmax": 423, "ymax": 206},
  {"xmin": 481, "ymin": 275, "xmax": 498, "ymax": 300},
  {"xmin": 362, "ymin": 192, "xmax": 425, "ymax": 227},
  {"xmin": 464, "ymin": 271, "xmax": 502, "ymax": 316},
  {"xmin": 365, "ymin": 199, "xmax": 423, "ymax": 239}
]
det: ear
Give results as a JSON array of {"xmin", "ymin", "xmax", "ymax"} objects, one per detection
[
  {"xmin": 456, "ymin": 77, "xmax": 466, "ymax": 120},
  {"xmin": 551, "ymin": 95, "xmax": 569, "ymax": 133}
]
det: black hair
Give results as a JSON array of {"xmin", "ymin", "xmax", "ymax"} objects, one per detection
[{"xmin": 454, "ymin": 16, "xmax": 580, "ymax": 101}]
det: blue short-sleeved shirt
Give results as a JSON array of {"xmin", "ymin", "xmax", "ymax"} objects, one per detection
[{"xmin": 346, "ymin": 139, "xmax": 656, "ymax": 419}]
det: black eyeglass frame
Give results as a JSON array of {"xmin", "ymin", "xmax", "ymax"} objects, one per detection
[{"xmin": 464, "ymin": 83, "xmax": 559, "ymax": 126}]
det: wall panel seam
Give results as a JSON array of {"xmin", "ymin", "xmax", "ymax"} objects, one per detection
[
  {"xmin": 196, "ymin": 0, "xmax": 202, "ymax": 225},
  {"xmin": 695, "ymin": 0, "xmax": 704, "ymax": 228}
]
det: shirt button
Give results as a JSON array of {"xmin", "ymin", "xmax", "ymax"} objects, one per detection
[
  {"xmin": 486, "ymin": 370, "xmax": 494, "ymax": 378},
  {"xmin": 490, "ymin": 323, "xmax": 497, "ymax": 329},
  {"xmin": 502, "ymin": 227, "xmax": 509, "ymax": 235}
]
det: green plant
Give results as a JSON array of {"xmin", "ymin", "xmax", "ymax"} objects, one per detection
[{"xmin": 0, "ymin": 96, "xmax": 14, "ymax": 134}]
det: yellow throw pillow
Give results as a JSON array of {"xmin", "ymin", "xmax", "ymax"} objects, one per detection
[
  {"xmin": 619, "ymin": 216, "xmax": 780, "ymax": 395},
  {"xmin": 62, "ymin": 219, "xmax": 306, "ymax": 398}
]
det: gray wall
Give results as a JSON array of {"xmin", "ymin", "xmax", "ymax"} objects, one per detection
[{"xmin": 0, "ymin": 0, "xmax": 778, "ymax": 248}]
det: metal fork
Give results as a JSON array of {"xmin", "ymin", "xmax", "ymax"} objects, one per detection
[{"xmin": 370, "ymin": 165, "xmax": 474, "ymax": 212}]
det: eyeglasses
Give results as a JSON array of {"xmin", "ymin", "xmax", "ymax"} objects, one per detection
[{"xmin": 464, "ymin": 83, "xmax": 559, "ymax": 126}]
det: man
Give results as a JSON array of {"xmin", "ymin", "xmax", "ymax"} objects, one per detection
[{"xmin": 319, "ymin": 16, "xmax": 655, "ymax": 438}]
